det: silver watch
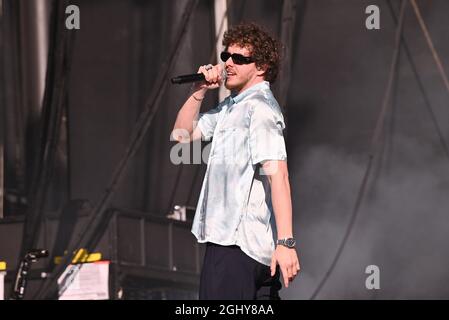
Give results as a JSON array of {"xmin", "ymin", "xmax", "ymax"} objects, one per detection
[{"xmin": 277, "ymin": 238, "xmax": 296, "ymax": 248}]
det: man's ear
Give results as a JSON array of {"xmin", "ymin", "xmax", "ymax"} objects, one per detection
[{"xmin": 256, "ymin": 64, "xmax": 268, "ymax": 77}]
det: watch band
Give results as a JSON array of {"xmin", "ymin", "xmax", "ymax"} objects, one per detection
[{"xmin": 277, "ymin": 238, "xmax": 296, "ymax": 248}]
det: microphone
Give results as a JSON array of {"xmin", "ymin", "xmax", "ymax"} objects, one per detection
[
  {"xmin": 171, "ymin": 73, "xmax": 205, "ymax": 84},
  {"xmin": 171, "ymin": 68, "xmax": 227, "ymax": 84}
]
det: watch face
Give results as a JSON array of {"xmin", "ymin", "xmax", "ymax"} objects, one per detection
[{"xmin": 286, "ymin": 238, "xmax": 296, "ymax": 248}]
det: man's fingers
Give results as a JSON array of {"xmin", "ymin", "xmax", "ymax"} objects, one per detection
[
  {"xmin": 286, "ymin": 261, "xmax": 298, "ymax": 283},
  {"xmin": 286, "ymin": 260, "xmax": 300, "ymax": 283},
  {"xmin": 287, "ymin": 265, "xmax": 294, "ymax": 280},
  {"xmin": 216, "ymin": 64, "xmax": 223, "ymax": 79},
  {"xmin": 271, "ymin": 258, "xmax": 276, "ymax": 277},
  {"xmin": 198, "ymin": 65, "xmax": 212, "ymax": 82},
  {"xmin": 292, "ymin": 266, "xmax": 297, "ymax": 277},
  {"xmin": 281, "ymin": 266, "xmax": 289, "ymax": 287},
  {"xmin": 210, "ymin": 67, "xmax": 218, "ymax": 82},
  {"xmin": 197, "ymin": 64, "xmax": 222, "ymax": 88},
  {"xmin": 271, "ymin": 251, "xmax": 301, "ymax": 286},
  {"xmin": 204, "ymin": 68, "xmax": 213, "ymax": 82}
]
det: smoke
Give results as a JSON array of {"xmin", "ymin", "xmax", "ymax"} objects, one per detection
[{"xmin": 282, "ymin": 133, "xmax": 449, "ymax": 299}]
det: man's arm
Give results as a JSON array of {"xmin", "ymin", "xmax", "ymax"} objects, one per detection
[
  {"xmin": 172, "ymin": 87, "xmax": 206, "ymax": 143},
  {"xmin": 262, "ymin": 160, "xmax": 300, "ymax": 288},
  {"xmin": 172, "ymin": 64, "xmax": 223, "ymax": 143}
]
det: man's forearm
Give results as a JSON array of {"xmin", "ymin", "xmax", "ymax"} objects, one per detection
[
  {"xmin": 172, "ymin": 87, "xmax": 206, "ymax": 141},
  {"xmin": 270, "ymin": 174, "xmax": 294, "ymax": 239}
]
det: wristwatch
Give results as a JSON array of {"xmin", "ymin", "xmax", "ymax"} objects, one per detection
[{"xmin": 276, "ymin": 238, "xmax": 296, "ymax": 248}]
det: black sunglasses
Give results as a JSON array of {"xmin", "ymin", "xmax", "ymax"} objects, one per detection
[{"xmin": 220, "ymin": 51, "xmax": 254, "ymax": 65}]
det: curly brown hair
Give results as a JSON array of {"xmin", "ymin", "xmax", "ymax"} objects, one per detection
[{"xmin": 222, "ymin": 22, "xmax": 281, "ymax": 83}]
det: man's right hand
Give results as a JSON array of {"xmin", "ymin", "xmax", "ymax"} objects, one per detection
[{"xmin": 191, "ymin": 64, "xmax": 224, "ymax": 94}]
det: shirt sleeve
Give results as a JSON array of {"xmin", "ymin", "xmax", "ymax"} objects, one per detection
[
  {"xmin": 249, "ymin": 100, "xmax": 287, "ymax": 165},
  {"xmin": 197, "ymin": 104, "xmax": 223, "ymax": 140}
]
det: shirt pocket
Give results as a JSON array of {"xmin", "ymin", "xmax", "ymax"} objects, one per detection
[{"xmin": 212, "ymin": 127, "xmax": 248, "ymax": 163}]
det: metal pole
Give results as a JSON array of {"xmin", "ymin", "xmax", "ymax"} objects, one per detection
[
  {"xmin": 19, "ymin": 0, "xmax": 50, "ymax": 116},
  {"xmin": 214, "ymin": 0, "xmax": 230, "ymax": 101}
]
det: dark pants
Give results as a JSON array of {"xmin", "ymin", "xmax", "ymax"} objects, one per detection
[{"xmin": 199, "ymin": 242, "xmax": 282, "ymax": 300}]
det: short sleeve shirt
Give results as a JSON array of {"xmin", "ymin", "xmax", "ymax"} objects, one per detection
[{"xmin": 191, "ymin": 81, "xmax": 287, "ymax": 266}]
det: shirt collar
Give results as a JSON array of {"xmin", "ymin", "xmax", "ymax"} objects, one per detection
[{"xmin": 229, "ymin": 81, "xmax": 270, "ymax": 105}]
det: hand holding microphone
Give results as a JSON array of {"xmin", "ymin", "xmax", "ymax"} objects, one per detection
[{"xmin": 171, "ymin": 64, "xmax": 225, "ymax": 89}]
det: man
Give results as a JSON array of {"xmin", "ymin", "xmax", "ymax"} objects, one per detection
[{"xmin": 172, "ymin": 22, "xmax": 300, "ymax": 300}]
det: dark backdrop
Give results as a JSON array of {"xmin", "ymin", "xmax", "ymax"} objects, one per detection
[{"xmin": 2, "ymin": 0, "xmax": 449, "ymax": 299}]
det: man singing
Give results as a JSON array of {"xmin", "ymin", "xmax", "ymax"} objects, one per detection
[{"xmin": 172, "ymin": 22, "xmax": 300, "ymax": 300}]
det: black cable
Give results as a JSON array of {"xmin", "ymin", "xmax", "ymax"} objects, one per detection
[
  {"xmin": 410, "ymin": 0, "xmax": 449, "ymax": 96},
  {"xmin": 386, "ymin": 0, "xmax": 449, "ymax": 162},
  {"xmin": 383, "ymin": 45, "xmax": 401, "ymax": 177},
  {"xmin": 371, "ymin": 0, "xmax": 449, "ymax": 198},
  {"xmin": 368, "ymin": 32, "xmax": 401, "ymax": 198},
  {"xmin": 309, "ymin": 0, "xmax": 407, "ymax": 300}
]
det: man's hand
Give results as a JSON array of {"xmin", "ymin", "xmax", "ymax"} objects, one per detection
[
  {"xmin": 192, "ymin": 64, "xmax": 223, "ymax": 94},
  {"xmin": 271, "ymin": 245, "xmax": 300, "ymax": 288}
]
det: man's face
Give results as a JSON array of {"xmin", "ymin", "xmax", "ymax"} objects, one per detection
[{"xmin": 224, "ymin": 44, "xmax": 265, "ymax": 94}]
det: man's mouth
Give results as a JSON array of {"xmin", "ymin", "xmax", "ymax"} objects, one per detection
[{"xmin": 226, "ymin": 70, "xmax": 236, "ymax": 78}]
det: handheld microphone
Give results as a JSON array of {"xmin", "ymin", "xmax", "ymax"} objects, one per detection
[
  {"xmin": 171, "ymin": 73, "xmax": 205, "ymax": 84},
  {"xmin": 171, "ymin": 68, "xmax": 227, "ymax": 84}
]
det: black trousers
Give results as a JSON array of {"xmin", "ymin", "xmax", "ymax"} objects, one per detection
[{"xmin": 199, "ymin": 242, "xmax": 282, "ymax": 300}]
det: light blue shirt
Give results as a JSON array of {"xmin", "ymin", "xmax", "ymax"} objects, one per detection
[{"xmin": 192, "ymin": 81, "xmax": 287, "ymax": 266}]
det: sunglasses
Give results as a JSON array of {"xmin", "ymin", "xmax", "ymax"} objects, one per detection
[{"xmin": 220, "ymin": 51, "xmax": 254, "ymax": 65}]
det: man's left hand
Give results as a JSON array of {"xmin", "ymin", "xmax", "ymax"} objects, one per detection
[{"xmin": 271, "ymin": 245, "xmax": 300, "ymax": 288}]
